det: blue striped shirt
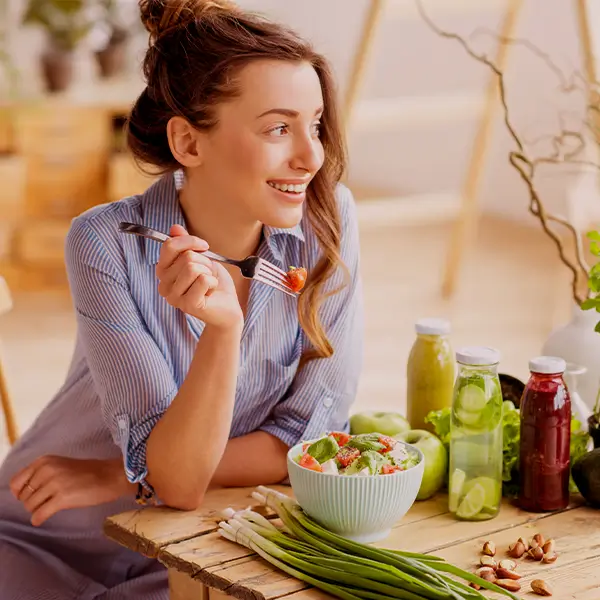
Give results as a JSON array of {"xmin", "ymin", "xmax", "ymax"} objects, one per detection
[
  {"xmin": 0, "ymin": 172, "xmax": 363, "ymax": 592},
  {"xmin": 63, "ymin": 172, "xmax": 363, "ymax": 491}
]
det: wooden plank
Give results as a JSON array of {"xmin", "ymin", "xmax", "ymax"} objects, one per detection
[
  {"xmin": 169, "ymin": 568, "xmax": 208, "ymax": 600},
  {"xmin": 277, "ymin": 505, "xmax": 600, "ymax": 600},
  {"xmin": 427, "ymin": 506, "xmax": 600, "ymax": 598},
  {"xmin": 200, "ymin": 556, "xmax": 306, "ymax": 600},
  {"xmin": 280, "ymin": 555, "xmax": 600, "ymax": 600},
  {"xmin": 166, "ymin": 502, "xmax": 583, "ymax": 600},
  {"xmin": 158, "ymin": 494, "xmax": 450, "ymax": 575},
  {"xmin": 103, "ymin": 486, "xmax": 285, "ymax": 558},
  {"xmin": 378, "ymin": 498, "xmax": 583, "ymax": 554},
  {"xmin": 278, "ymin": 591, "xmax": 334, "ymax": 600},
  {"xmin": 209, "ymin": 590, "xmax": 233, "ymax": 600},
  {"xmin": 106, "ymin": 486, "xmax": 448, "ymax": 559}
]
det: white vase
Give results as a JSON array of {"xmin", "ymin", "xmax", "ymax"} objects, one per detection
[
  {"xmin": 563, "ymin": 363, "xmax": 593, "ymax": 430},
  {"xmin": 542, "ymin": 303, "xmax": 600, "ymax": 410}
]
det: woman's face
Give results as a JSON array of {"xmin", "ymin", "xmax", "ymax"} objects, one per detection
[{"xmin": 196, "ymin": 59, "xmax": 325, "ymax": 229}]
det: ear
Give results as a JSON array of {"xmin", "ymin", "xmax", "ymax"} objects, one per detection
[{"xmin": 166, "ymin": 116, "xmax": 204, "ymax": 168}]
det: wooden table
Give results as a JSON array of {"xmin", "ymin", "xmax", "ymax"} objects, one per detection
[{"xmin": 104, "ymin": 486, "xmax": 600, "ymax": 599}]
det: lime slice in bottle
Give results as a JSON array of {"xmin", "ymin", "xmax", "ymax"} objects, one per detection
[
  {"xmin": 455, "ymin": 408, "xmax": 481, "ymax": 426},
  {"xmin": 458, "ymin": 384, "xmax": 488, "ymax": 412},
  {"xmin": 456, "ymin": 482, "xmax": 486, "ymax": 519},
  {"xmin": 448, "ymin": 468, "xmax": 467, "ymax": 513},
  {"xmin": 463, "ymin": 476, "xmax": 500, "ymax": 511}
]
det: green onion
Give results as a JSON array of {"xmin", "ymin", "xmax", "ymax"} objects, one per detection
[{"xmin": 216, "ymin": 486, "xmax": 522, "ymax": 600}]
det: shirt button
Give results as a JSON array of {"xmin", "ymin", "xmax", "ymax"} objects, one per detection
[{"xmin": 323, "ymin": 397, "xmax": 333, "ymax": 408}]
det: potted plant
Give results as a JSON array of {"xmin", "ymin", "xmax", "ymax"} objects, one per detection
[
  {"xmin": 95, "ymin": 0, "xmax": 129, "ymax": 78},
  {"xmin": 22, "ymin": 0, "xmax": 94, "ymax": 93},
  {"xmin": 415, "ymin": 1, "xmax": 600, "ymax": 444}
]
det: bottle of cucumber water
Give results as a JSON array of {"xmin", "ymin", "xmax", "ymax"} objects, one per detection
[{"xmin": 449, "ymin": 346, "xmax": 503, "ymax": 521}]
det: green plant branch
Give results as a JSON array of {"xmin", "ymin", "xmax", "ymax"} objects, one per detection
[{"xmin": 415, "ymin": 0, "xmax": 596, "ymax": 306}]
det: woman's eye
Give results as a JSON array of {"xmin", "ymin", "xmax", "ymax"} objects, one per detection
[
  {"xmin": 311, "ymin": 122, "xmax": 322, "ymax": 136},
  {"xmin": 269, "ymin": 125, "xmax": 288, "ymax": 136}
]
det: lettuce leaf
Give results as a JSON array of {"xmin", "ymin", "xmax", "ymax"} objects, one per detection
[{"xmin": 425, "ymin": 401, "xmax": 590, "ymax": 498}]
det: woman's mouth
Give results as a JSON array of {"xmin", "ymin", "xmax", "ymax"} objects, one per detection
[{"xmin": 268, "ymin": 181, "xmax": 308, "ymax": 195}]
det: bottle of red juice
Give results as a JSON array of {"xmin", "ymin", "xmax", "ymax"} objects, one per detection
[{"xmin": 519, "ymin": 356, "xmax": 571, "ymax": 512}]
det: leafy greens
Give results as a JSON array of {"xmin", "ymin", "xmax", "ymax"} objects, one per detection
[{"xmin": 425, "ymin": 401, "xmax": 590, "ymax": 497}]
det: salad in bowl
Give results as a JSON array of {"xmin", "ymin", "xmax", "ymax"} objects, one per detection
[
  {"xmin": 293, "ymin": 431, "xmax": 421, "ymax": 476},
  {"xmin": 287, "ymin": 431, "xmax": 424, "ymax": 542}
]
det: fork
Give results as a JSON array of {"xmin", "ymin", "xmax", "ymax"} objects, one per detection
[{"xmin": 118, "ymin": 222, "xmax": 298, "ymax": 297}]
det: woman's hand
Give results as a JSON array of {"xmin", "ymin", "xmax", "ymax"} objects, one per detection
[
  {"xmin": 156, "ymin": 225, "xmax": 243, "ymax": 329},
  {"xmin": 9, "ymin": 456, "xmax": 134, "ymax": 527}
]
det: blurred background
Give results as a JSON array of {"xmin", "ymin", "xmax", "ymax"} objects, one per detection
[{"xmin": 1, "ymin": 0, "xmax": 600, "ymax": 458}]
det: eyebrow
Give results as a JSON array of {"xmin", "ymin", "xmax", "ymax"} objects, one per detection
[{"xmin": 257, "ymin": 107, "xmax": 324, "ymax": 119}]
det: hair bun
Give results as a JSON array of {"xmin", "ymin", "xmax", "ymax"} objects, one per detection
[{"xmin": 139, "ymin": 0, "xmax": 238, "ymax": 41}]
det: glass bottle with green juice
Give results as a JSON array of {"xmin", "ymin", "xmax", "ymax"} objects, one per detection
[
  {"xmin": 448, "ymin": 347, "xmax": 503, "ymax": 521},
  {"xmin": 406, "ymin": 318, "xmax": 455, "ymax": 432}
]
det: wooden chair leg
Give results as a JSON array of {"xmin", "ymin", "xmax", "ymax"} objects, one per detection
[
  {"xmin": 0, "ymin": 357, "xmax": 18, "ymax": 445},
  {"xmin": 440, "ymin": 0, "xmax": 524, "ymax": 299}
]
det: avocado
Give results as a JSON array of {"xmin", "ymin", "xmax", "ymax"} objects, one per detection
[{"xmin": 572, "ymin": 449, "xmax": 600, "ymax": 508}]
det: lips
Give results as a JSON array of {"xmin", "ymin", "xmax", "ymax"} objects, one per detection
[{"xmin": 268, "ymin": 181, "xmax": 308, "ymax": 194}]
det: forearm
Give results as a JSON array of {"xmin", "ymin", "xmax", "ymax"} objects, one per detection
[
  {"xmin": 100, "ymin": 431, "xmax": 288, "ymax": 505},
  {"xmin": 210, "ymin": 431, "xmax": 289, "ymax": 488},
  {"xmin": 146, "ymin": 321, "xmax": 242, "ymax": 509}
]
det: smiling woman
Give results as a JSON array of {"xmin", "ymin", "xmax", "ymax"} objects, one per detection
[{"xmin": 0, "ymin": 1, "xmax": 363, "ymax": 599}]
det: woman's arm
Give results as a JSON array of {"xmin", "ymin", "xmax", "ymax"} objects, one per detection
[
  {"xmin": 210, "ymin": 431, "xmax": 289, "ymax": 488},
  {"xmin": 60, "ymin": 219, "xmax": 245, "ymax": 511},
  {"xmin": 10, "ymin": 430, "xmax": 287, "ymax": 526},
  {"xmin": 145, "ymin": 321, "xmax": 243, "ymax": 508}
]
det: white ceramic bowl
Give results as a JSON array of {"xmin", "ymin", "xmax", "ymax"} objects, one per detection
[{"xmin": 286, "ymin": 440, "xmax": 424, "ymax": 543}]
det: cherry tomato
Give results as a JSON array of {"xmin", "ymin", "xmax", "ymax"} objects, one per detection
[
  {"xmin": 299, "ymin": 453, "xmax": 322, "ymax": 472},
  {"xmin": 286, "ymin": 266, "xmax": 308, "ymax": 293},
  {"xmin": 378, "ymin": 435, "xmax": 395, "ymax": 453},
  {"xmin": 381, "ymin": 464, "xmax": 400, "ymax": 474},
  {"xmin": 336, "ymin": 446, "xmax": 360, "ymax": 468},
  {"xmin": 329, "ymin": 431, "xmax": 351, "ymax": 447}
]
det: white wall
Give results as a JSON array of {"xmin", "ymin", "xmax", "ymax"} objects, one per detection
[{"xmin": 4, "ymin": 0, "xmax": 597, "ymax": 225}]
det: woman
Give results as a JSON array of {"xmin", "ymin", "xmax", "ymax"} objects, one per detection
[{"xmin": 0, "ymin": 0, "xmax": 363, "ymax": 597}]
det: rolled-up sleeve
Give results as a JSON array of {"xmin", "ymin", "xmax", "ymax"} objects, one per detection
[
  {"xmin": 259, "ymin": 185, "xmax": 364, "ymax": 447},
  {"xmin": 65, "ymin": 217, "xmax": 178, "ymax": 490}
]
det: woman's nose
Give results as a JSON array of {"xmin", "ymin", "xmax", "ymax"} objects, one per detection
[{"xmin": 290, "ymin": 135, "xmax": 323, "ymax": 173}]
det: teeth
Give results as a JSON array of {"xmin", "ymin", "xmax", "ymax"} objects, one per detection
[{"xmin": 269, "ymin": 181, "xmax": 308, "ymax": 193}]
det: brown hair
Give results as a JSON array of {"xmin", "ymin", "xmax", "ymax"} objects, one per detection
[{"xmin": 128, "ymin": 0, "xmax": 348, "ymax": 367}]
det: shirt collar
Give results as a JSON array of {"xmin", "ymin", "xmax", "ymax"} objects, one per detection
[{"xmin": 140, "ymin": 171, "xmax": 305, "ymax": 265}]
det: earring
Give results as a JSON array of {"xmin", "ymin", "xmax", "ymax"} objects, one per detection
[{"xmin": 174, "ymin": 169, "xmax": 185, "ymax": 191}]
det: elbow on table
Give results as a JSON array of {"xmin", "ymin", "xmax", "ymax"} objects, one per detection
[
  {"xmin": 146, "ymin": 468, "xmax": 211, "ymax": 511},
  {"xmin": 157, "ymin": 483, "xmax": 208, "ymax": 511}
]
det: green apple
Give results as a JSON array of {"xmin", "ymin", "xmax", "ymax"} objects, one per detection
[
  {"xmin": 350, "ymin": 411, "xmax": 411, "ymax": 437},
  {"xmin": 397, "ymin": 429, "xmax": 447, "ymax": 500}
]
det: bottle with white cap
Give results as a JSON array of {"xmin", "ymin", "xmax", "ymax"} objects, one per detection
[
  {"xmin": 519, "ymin": 356, "xmax": 571, "ymax": 512},
  {"xmin": 448, "ymin": 346, "xmax": 503, "ymax": 521},
  {"xmin": 406, "ymin": 318, "xmax": 455, "ymax": 432}
]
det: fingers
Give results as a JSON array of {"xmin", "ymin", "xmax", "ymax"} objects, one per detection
[
  {"xmin": 30, "ymin": 496, "xmax": 65, "ymax": 527},
  {"xmin": 9, "ymin": 462, "xmax": 38, "ymax": 498},
  {"xmin": 183, "ymin": 273, "xmax": 219, "ymax": 312},
  {"xmin": 169, "ymin": 263, "xmax": 217, "ymax": 300},
  {"xmin": 9, "ymin": 455, "xmax": 54, "ymax": 500},
  {"xmin": 9, "ymin": 456, "xmax": 60, "ymax": 527},
  {"xmin": 158, "ymin": 250, "xmax": 213, "ymax": 293},
  {"xmin": 156, "ymin": 228, "xmax": 209, "ymax": 279},
  {"xmin": 23, "ymin": 483, "xmax": 55, "ymax": 516},
  {"xmin": 169, "ymin": 224, "xmax": 188, "ymax": 237}
]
